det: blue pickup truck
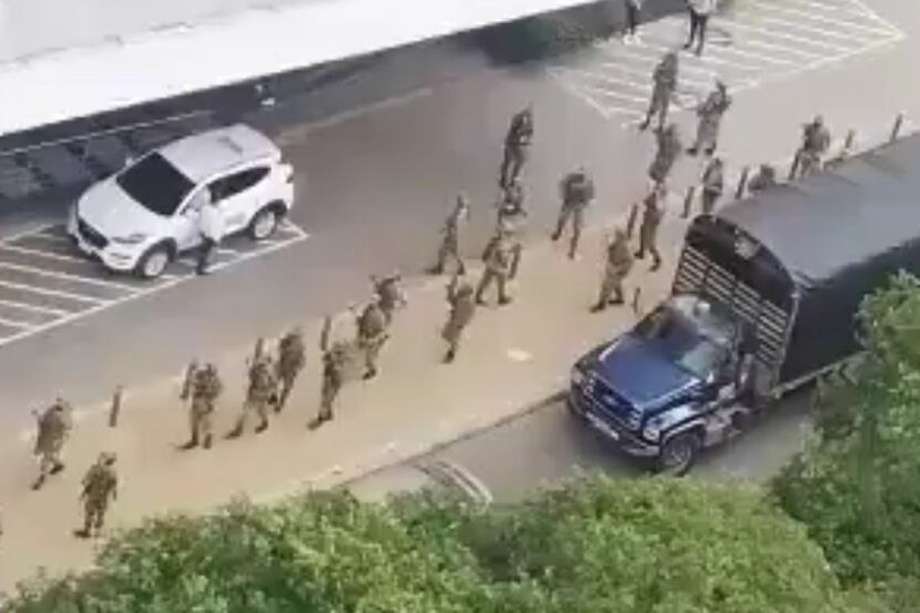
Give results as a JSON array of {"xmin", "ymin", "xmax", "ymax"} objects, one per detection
[{"xmin": 570, "ymin": 133, "xmax": 920, "ymax": 475}]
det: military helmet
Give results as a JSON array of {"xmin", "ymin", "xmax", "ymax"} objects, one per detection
[{"xmin": 98, "ymin": 452, "xmax": 117, "ymax": 465}]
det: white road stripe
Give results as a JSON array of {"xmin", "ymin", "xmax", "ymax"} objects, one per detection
[
  {"xmin": 0, "ymin": 315, "xmax": 32, "ymax": 329},
  {"xmin": 550, "ymin": 75, "xmax": 615, "ymax": 119},
  {"xmin": 722, "ymin": 35, "xmax": 826, "ymax": 62},
  {"xmin": 772, "ymin": 0, "xmax": 877, "ymax": 19},
  {"xmin": 19, "ymin": 233, "xmax": 72, "ymax": 244},
  {"xmin": 554, "ymin": 67, "xmax": 652, "ymax": 93},
  {"xmin": 217, "ymin": 247, "xmax": 239, "ymax": 255},
  {"xmin": 644, "ymin": 19, "xmax": 801, "ymax": 67},
  {"xmin": 0, "ymin": 261, "xmax": 137, "ymax": 292},
  {"xmin": 0, "ymin": 279, "xmax": 105, "ymax": 304},
  {"xmin": 711, "ymin": 17, "xmax": 858, "ymax": 54},
  {"xmin": 0, "ymin": 243, "xmax": 90, "ymax": 264},
  {"xmin": 0, "ymin": 223, "xmax": 58, "ymax": 243},
  {"xmin": 636, "ymin": 39, "xmax": 770, "ymax": 72},
  {"xmin": 0, "ymin": 297, "xmax": 70, "ymax": 316},
  {"xmin": 741, "ymin": 1, "xmax": 901, "ymax": 38},
  {"xmin": 209, "ymin": 231, "xmax": 311, "ymax": 274},
  {"xmin": 733, "ymin": 12, "xmax": 884, "ymax": 45},
  {"xmin": 563, "ymin": 82, "xmax": 649, "ymax": 107},
  {"xmin": 598, "ymin": 51, "xmax": 722, "ymax": 76}
]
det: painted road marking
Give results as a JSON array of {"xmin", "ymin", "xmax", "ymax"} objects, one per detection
[
  {"xmin": 507, "ymin": 348, "xmax": 533, "ymax": 362},
  {"xmin": 550, "ymin": 0, "xmax": 904, "ymax": 126}
]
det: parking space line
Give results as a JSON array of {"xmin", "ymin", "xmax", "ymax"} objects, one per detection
[
  {"xmin": 712, "ymin": 18, "xmax": 858, "ymax": 54},
  {"xmin": 641, "ymin": 21, "xmax": 801, "ymax": 67},
  {"xmin": 598, "ymin": 51, "xmax": 723, "ymax": 76},
  {"xmin": 0, "ymin": 297, "xmax": 70, "ymax": 316},
  {"xmin": 733, "ymin": 12, "xmax": 884, "ymax": 45},
  {"xmin": 773, "ymin": 0, "xmax": 876, "ymax": 19},
  {"xmin": 636, "ymin": 40, "xmax": 771, "ymax": 72},
  {"xmin": 209, "ymin": 231, "xmax": 311, "ymax": 274},
  {"xmin": 0, "ymin": 315, "xmax": 32, "ymax": 329},
  {"xmin": 20, "ymin": 233, "xmax": 72, "ymax": 245},
  {"xmin": 217, "ymin": 248, "xmax": 239, "ymax": 255},
  {"xmin": 0, "ymin": 261, "xmax": 137, "ymax": 292},
  {"xmin": 1, "ymin": 223, "xmax": 58, "ymax": 244},
  {"xmin": 0, "ymin": 243, "xmax": 90, "ymax": 264},
  {"xmin": 741, "ymin": 2, "xmax": 901, "ymax": 37},
  {"xmin": 0, "ymin": 279, "xmax": 105, "ymax": 305}
]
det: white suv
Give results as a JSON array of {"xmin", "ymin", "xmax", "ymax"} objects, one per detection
[{"xmin": 67, "ymin": 124, "xmax": 295, "ymax": 279}]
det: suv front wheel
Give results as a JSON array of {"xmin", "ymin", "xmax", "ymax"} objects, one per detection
[
  {"xmin": 135, "ymin": 243, "xmax": 173, "ymax": 279},
  {"xmin": 656, "ymin": 431, "xmax": 702, "ymax": 477}
]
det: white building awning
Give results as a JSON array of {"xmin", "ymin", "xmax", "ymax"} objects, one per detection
[{"xmin": 0, "ymin": 0, "xmax": 593, "ymax": 136}]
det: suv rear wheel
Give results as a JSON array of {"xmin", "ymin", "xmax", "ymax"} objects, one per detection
[
  {"xmin": 135, "ymin": 243, "xmax": 173, "ymax": 279},
  {"xmin": 248, "ymin": 204, "xmax": 281, "ymax": 241}
]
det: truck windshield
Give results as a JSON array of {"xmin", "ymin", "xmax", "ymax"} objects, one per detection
[
  {"xmin": 634, "ymin": 303, "xmax": 731, "ymax": 379},
  {"xmin": 116, "ymin": 153, "xmax": 195, "ymax": 217}
]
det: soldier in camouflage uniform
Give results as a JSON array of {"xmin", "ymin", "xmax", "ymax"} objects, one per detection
[
  {"xmin": 442, "ymin": 273, "xmax": 477, "ymax": 363},
  {"xmin": 75, "ymin": 452, "xmax": 118, "ymax": 539},
  {"xmin": 500, "ymin": 106, "xmax": 534, "ymax": 188},
  {"xmin": 648, "ymin": 123, "xmax": 682, "ymax": 190},
  {"xmin": 496, "ymin": 178, "xmax": 527, "ymax": 233},
  {"xmin": 475, "ymin": 227, "xmax": 521, "ymax": 306},
  {"xmin": 700, "ymin": 157, "xmax": 724, "ymax": 215},
  {"xmin": 798, "ymin": 115, "xmax": 831, "ymax": 178},
  {"xmin": 748, "ymin": 164, "xmax": 777, "ymax": 193},
  {"xmin": 227, "ymin": 356, "xmax": 277, "ymax": 438},
  {"xmin": 639, "ymin": 52, "xmax": 678, "ymax": 132},
  {"xmin": 551, "ymin": 168, "xmax": 596, "ymax": 259},
  {"xmin": 180, "ymin": 362, "xmax": 222, "ymax": 450},
  {"xmin": 355, "ymin": 300, "xmax": 390, "ymax": 380},
  {"xmin": 429, "ymin": 194, "xmax": 470, "ymax": 276},
  {"xmin": 309, "ymin": 316, "xmax": 355, "ymax": 431},
  {"xmin": 275, "ymin": 327, "xmax": 306, "ymax": 413},
  {"xmin": 688, "ymin": 80, "xmax": 731, "ymax": 156},
  {"xmin": 32, "ymin": 398, "xmax": 73, "ymax": 491},
  {"xmin": 635, "ymin": 187, "xmax": 665, "ymax": 272},
  {"xmin": 592, "ymin": 228, "xmax": 634, "ymax": 312},
  {"xmin": 371, "ymin": 273, "xmax": 407, "ymax": 324}
]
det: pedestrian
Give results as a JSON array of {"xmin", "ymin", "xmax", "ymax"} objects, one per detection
[
  {"xmin": 309, "ymin": 316, "xmax": 353, "ymax": 431},
  {"xmin": 499, "ymin": 106, "xmax": 534, "ymax": 188},
  {"xmin": 429, "ymin": 193, "xmax": 470, "ymax": 276},
  {"xmin": 700, "ymin": 157, "xmax": 724, "ymax": 215},
  {"xmin": 688, "ymin": 80, "xmax": 731, "ymax": 156},
  {"xmin": 180, "ymin": 363, "xmax": 222, "ymax": 450},
  {"xmin": 624, "ymin": 0, "xmax": 644, "ymax": 44},
  {"xmin": 371, "ymin": 273, "xmax": 407, "ymax": 324},
  {"xmin": 226, "ymin": 356, "xmax": 276, "ymax": 438},
  {"xmin": 441, "ymin": 273, "xmax": 477, "ymax": 363},
  {"xmin": 685, "ymin": 0, "xmax": 717, "ymax": 57},
  {"xmin": 31, "ymin": 398, "xmax": 73, "ymax": 491},
  {"xmin": 798, "ymin": 115, "xmax": 831, "ymax": 178},
  {"xmin": 649, "ymin": 123, "xmax": 683, "ymax": 190},
  {"xmin": 635, "ymin": 187, "xmax": 665, "ymax": 272},
  {"xmin": 475, "ymin": 227, "xmax": 521, "ymax": 306},
  {"xmin": 592, "ymin": 228, "xmax": 634, "ymax": 312},
  {"xmin": 195, "ymin": 190, "xmax": 224, "ymax": 275},
  {"xmin": 355, "ymin": 300, "xmax": 389, "ymax": 380},
  {"xmin": 275, "ymin": 327, "xmax": 306, "ymax": 413},
  {"xmin": 748, "ymin": 163, "xmax": 777, "ymax": 193},
  {"xmin": 639, "ymin": 52, "xmax": 678, "ymax": 132},
  {"xmin": 75, "ymin": 452, "xmax": 118, "ymax": 539},
  {"xmin": 551, "ymin": 168, "xmax": 596, "ymax": 259}
]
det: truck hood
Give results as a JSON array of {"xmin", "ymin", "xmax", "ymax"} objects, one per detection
[
  {"xmin": 77, "ymin": 178, "xmax": 168, "ymax": 238},
  {"xmin": 595, "ymin": 334, "xmax": 702, "ymax": 412}
]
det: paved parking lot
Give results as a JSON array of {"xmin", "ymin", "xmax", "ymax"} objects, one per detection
[
  {"xmin": 549, "ymin": 0, "xmax": 903, "ymax": 126},
  {"xmin": 0, "ymin": 219, "xmax": 307, "ymax": 347}
]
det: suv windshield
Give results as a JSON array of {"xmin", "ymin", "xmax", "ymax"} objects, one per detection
[
  {"xmin": 634, "ymin": 300, "xmax": 733, "ymax": 379},
  {"xmin": 116, "ymin": 153, "xmax": 195, "ymax": 216}
]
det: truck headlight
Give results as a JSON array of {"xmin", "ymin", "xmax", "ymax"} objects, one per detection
[
  {"xmin": 111, "ymin": 233, "xmax": 148, "ymax": 245},
  {"xmin": 571, "ymin": 366, "xmax": 585, "ymax": 387}
]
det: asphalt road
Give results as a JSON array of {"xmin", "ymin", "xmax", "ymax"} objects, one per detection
[{"xmin": 0, "ymin": 0, "xmax": 915, "ymax": 441}]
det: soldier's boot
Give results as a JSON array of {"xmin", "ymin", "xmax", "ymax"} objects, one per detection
[
  {"xmin": 638, "ymin": 114, "xmax": 651, "ymax": 131},
  {"xmin": 202, "ymin": 434, "xmax": 213, "ymax": 450},
  {"xmin": 591, "ymin": 300, "xmax": 607, "ymax": 313},
  {"xmin": 255, "ymin": 420, "xmax": 269, "ymax": 434},
  {"xmin": 650, "ymin": 252, "xmax": 662, "ymax": 272},
  {"xmin": 225, "ymin": 422, "xmax": 244, "ymax": 439},
  {"xmin": 498, "ymin": 295, "xmax": 513, "ymax": 306},
  {"xmin": 687, "ymin": 145, "xmax": 699, "ymax": 156},
  {"xmin": 31, "ymin": 473, "xmax": 46, "ymax": 491},
  {"xmin": 610, "ymin": 288, "xmax": 625, "ymax": 305},
  {"xmin": 50, "ymin": 462, "xmax": 65, "ymax": 475},
  {"xmin": 180, "ymin": 436, "xmax": 199, "ymax": 450},
  {"xmin": 308, "ymin": 407, "xmax": 333, "ymax": 431},
  {"xmin": 427, "ymin": 264, "xmax": 444, "ymax": 275},
  {"xmin": 363, "ymin": 366, "xmax": 378, "ymax": 380},
  {"xmin": 444, "ymin": 346, "xmax": 456, "ymax": 363},
  {"xmin": 634, "ymin": 248, "xmax": 645, "ymax": 260},
  {"xmin": 704, "ymin": 144, "xmax": 716, "ymax": 156}
]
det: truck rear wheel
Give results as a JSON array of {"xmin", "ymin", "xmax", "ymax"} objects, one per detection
[{"xmin": 656, "ymin": 431, "xmax": 701, "ymax": 477}]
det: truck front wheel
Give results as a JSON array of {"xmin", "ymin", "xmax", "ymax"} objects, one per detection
[{"xmin": 656, "ymin": 431, "xmax": 702, "ymax": 477}]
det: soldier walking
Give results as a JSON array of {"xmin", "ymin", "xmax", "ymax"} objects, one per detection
[
  {"xmin": 592, "ymin": 228, "xmax": 634, "ymax": 312},
  {"xmin": 371, "ymin": 273, "xmax": 407, "ymax": 324},
  {"xmin": 309, "ymin": 316, "xmax": 354, "ymax": 430},
  {"xmin": 798, "ymin": 115, "xmax": 831, "ymax": 178},
  {"xmin": 355, "ymin": 300, "xmax": 389, "ymax": 380},
  {"xmin": 639, "ymin": 52, "xmax": 678, "ymax": 132},
  {"xmin": 429, "ymin": 194, "xmax": 470, "ymax": 276},
  {"xmin": 275, "ymin": 327, "xmax": 306, "ymax": 413},
  {"xmin": 649, "ymin": 124, "xmax": 682, "ymax": 190},
  {"xmin": 499, "ymin": 106, "xmax": 534, "ymax": 188},
  {"xmin": 31, "ymin": 398, "xmax": 73, "ymax": 491},
  {"xmin": 180, "ymin": 362, "xmax": 222, "ymax": 450},
  {"xmin": 75, "ymin": 452, "xmax": 118, "ymax": 539},
  {"xmin": 685, "ymin": 0, "xmax": 716, "ymax": 57},
  {"xmin": 700, "ymin": 157, "xmax": 724, "ymax": 215},
  {"xmin": 227, "ymin": 356, "xmax": 276, "ymax": 438},
  {"xmin": 635, "ymin": 187, "xmax": 665, "ymax": 272},
  {"xmin": 748, "ymin": 163, "xmax": 777, "ymax": 193},
  {"xmin": 495, "ymin": 178, "xmax": 527, "ymax": 233},
  {"xmin": 688, "ymin": 80, "xmax": 731, "ymax": 156},
  {"xmin": 551, "ymin": 168, "xmax": 596, "ymax": 259},
  {"xmin": 442, "ymin": 273, "xmax": 477, "ymax": 363},
  {"xmin": 475, "ymin": 227, "xmax": 521, "ymax": 306}
]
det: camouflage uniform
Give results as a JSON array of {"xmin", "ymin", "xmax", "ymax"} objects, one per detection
[
  {"xmin": 442, "ymin": 275, "xmax": 477, "ymax": 362},
  {"xmin": 748, "ymin": 164, "xmax": 777, "ymax": 193},
  {"xmin": 635, "ymin": 188, "xmax": 664, "ymax": 271},
  {"xmin": 798, "ymin": 116, "xmax": 831, "ymax": 178},
  {"xmin": 640, "ymin": 52, "xmax": 678, "ymax": 132},
  {"xmin": 475, "ymin": 230, "xmax": 520, "ymax": 306},
  {"xmin": 430, "ymin": 195, "xmax": 469, "ymax": 275},
  {"xmin": 227, "ymin": 358, "xmax": 276, "ymax": 437},
  {"xmin": 688, "ymin": 82, "xmax": 731, "ymax": 156},
  {"xmin": 77, "ymin": 453, "xmax": 117, "ymax": 538},
  {"xmin": 181, "ymin": 363, "xmax": 222, "ymax": 449},
  {"xmin": 275, "ymin": 328, "xmax": 306, "ymax": 413},
  {"xmin": 648, "ymin": 124, "xmax": 682, "ymax": 188},
  {"xmin": 356, "ymin": 301, "xmax": 389, "ymax": 380},
  {"xmin": 309, "ymin": 341, "xmax": 350, "ymax": 430},
  {"xmin": 500, "ymin": 107, "xmax": 534, "ymax": 188},
  {"xmin": 372, "ymin": 274, "xmax": 406, "ymax": 324},
  {"xmin": 592, "ymin": 229, "xmax": 634, "ymax": 312},
  {"xmin": 552, "ymin": 170, "xmax": 596, "ymax": 259},
  {"xmin": 32, "ymin": 399, "xmax": 73, "ymax": 490},
  {"xmin": 700, "ymin": 157, "xmax": 724, "ymax": 215}
]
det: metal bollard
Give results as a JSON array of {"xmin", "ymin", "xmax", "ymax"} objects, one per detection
[
  {"xmin": 109, "ymin": 386, "xmax": 123, "ymax": 428},
  {"xmin": 626, "ymin": 203, "xmax": 639, "ymax": 239},
  {"xmin": 735, "ymin": 166, "xmax": 750, "ymax": 200},
  {"xmin": 682, "ymin": 186, "xmax": 696, "ymax": 218},
  {"xmin": 788, "ymin": 151, "xmax": 801, "ymax": 181},
  {"xmin": 890, "ymin": 113, "xmax": 904, "ymax": 143}
]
